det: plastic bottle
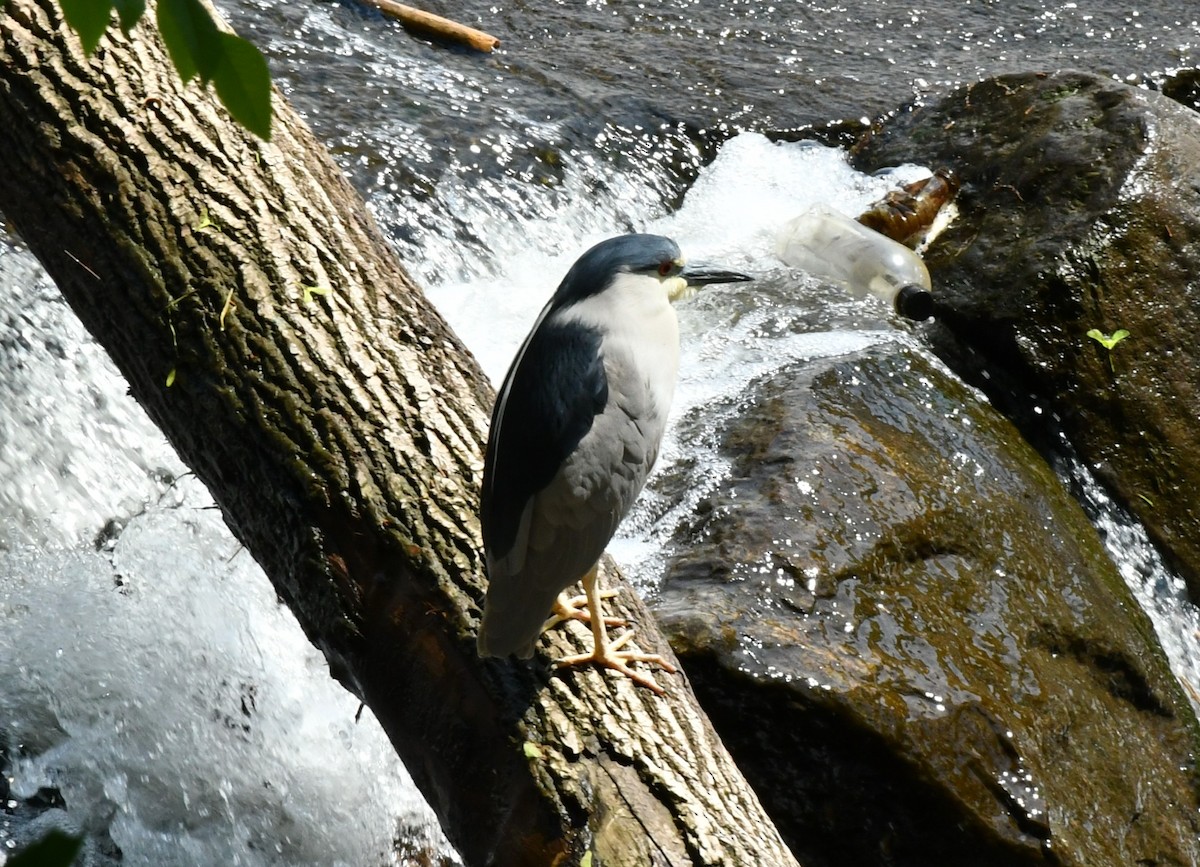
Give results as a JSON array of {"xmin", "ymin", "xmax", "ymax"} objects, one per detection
[{"xmin": 775, "ymin": 204, "xmax": 935, "ymax": 321}]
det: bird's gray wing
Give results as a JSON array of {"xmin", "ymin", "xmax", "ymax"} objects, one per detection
[
  {"xmin": 524, "ymin": 348, "xmax": 663, "ymax": 565},
  {"xmin": 478, "ymin": 313, "xmax": 610, "ymax": 657}
]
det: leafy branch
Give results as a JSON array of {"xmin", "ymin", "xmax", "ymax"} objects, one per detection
[{"xmin": 56, "ymin": 0, "xmax": 272, "ymax": 139}]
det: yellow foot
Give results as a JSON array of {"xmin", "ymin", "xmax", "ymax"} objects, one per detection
[
  {"xmin": 554, "ymin": 629, "xmax": 678, "ymax": 696},
  {"xmin": 543, "ymin": 589, "xmax": 626, "ymax": 632}
]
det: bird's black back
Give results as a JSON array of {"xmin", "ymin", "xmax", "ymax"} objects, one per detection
[{"xmin": 481, "ymin": 315, "xmax": 609, "ymax": 562}]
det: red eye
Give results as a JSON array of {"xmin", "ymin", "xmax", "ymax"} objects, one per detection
[{"xmin": 658, "ymin": 260, "xmax": 673, "ymax": 277}]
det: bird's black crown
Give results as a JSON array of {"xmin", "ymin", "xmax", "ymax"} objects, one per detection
[{"xmin": 551, "ymin": 234, "xmax": 682, "ymax": 307}]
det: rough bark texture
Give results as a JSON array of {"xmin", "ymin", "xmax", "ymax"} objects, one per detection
[{"xmin": 0, "ymin": 3, "xmax": 798, "ymax": 865}]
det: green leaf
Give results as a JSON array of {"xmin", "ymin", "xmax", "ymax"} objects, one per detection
[
  {"xmin": 60, "ymin": 0, "xmax": 115, "ymax": 54},
  {"xmin": 211, "ymin": 32, "xmax": 273, "ymax": 140},
  {"xmin": 1086, "ymin": 328, "xmax": 1130, "ymax": 351},
  {"xmin": 156, "ymin": 0, "xmax": 222, "ymax": 83},
  {"xmin": 9, "ymin": 829, "xmax": 84, "ymax": 867},
  {"xmin": 113, "ymin": 0, "xmax": 146, "ymax": 32}
]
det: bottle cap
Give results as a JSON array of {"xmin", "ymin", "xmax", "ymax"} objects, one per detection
[{"xmin": 894, "ymin": 284, "xmax": 934, "ymax": 321}]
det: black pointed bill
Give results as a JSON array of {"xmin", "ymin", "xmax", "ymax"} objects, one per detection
[{"xmin": 680, "ymin": 263, "xmax": 753, "ymax": 287}]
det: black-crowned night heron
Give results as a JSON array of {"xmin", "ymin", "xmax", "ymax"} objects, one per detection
[{"xmin": 477, "ymin": 233, "xmax": 751, "ymax": 693}]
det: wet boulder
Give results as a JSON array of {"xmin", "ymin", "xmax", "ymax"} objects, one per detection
[
  {"xmin": 653, "ymin": 343, "xmax": 1200, "ymax": 867},
  {"xmin": 851, "ymin": 69, "xmax": 1200, "ymax": 604}
]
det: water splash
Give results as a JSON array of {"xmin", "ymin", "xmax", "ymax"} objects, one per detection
[
  {"xmin": 0, "ymin": 241, "xmax": 455, "ymax": 866},
  {"xmin": 1059, "ymin": 451, "xmax": 1200, "ymax": 708}
]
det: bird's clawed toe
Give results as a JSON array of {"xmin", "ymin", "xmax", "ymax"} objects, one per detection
[
  {"xmin": 554, "ymin": 628, "xmax": 678, "ymax": 696},
  {"xmin": 542, "ymin": 590, "xmax": 627, "ymax": 633}
]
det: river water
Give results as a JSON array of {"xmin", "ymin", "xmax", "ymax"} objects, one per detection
[{"xmin": 1, "ymin": 0, "xmax": 1198, "ymax": 864}]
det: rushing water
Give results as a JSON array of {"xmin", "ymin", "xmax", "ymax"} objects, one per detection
[
  {"xmin": 3, "ymin": 0, "xmax": 1200, "ymax": 864},
  {"xmin": 228, "ymin": 0, "xmax": 1200, "ymax": 283}
]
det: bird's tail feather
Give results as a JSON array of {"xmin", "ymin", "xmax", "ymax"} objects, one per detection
[{"xmin": 476, "ymin": 588, "xmax": 559, "ymax": 659}]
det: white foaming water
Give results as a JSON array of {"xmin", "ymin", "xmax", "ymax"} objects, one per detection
[
  {"xmin": 1060, "ymin": 453, "xmax": 1200, "ymax": 707},
  {"xmin": 0, "ymin": 260, "xmax": 180, "ymax": 551},
  {"xmin": 0, "ymin": 246, "xmax": 455, "ymax": 865}
]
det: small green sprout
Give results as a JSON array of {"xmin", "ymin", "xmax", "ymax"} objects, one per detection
[
  {"xmin": 197, "ymin": 205, "xmax": 219, "ymax": 232},
  {"xmin": 1086, "ymin": 328, "xmax": 1130, "ymax": 350},
  {"xmin": 522, "ymin": 742, "xmax": 543, "ymax": 759},
  {"xmin": 301, "ymin": 284, "xmax": 332, "ymax": 304},
  {"xmin": 162, "ymin": 290, "xmax": 195, "ymax": 388},
  {"xmin": 1086, "ymin": 328, "xmax": 1130, "ymax": 372}
]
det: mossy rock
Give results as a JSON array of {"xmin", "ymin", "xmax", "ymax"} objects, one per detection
[
  {"xmin": 852, "ymin": 69, "xmax": 1200, "ymax": 603},
  {"xmin": 654, "ymin": 342, "xmax": 1200, "ymax": 867}
]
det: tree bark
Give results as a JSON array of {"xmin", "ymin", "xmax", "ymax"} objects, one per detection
[{"xmin": 0, "ymin": 2, "xmax": 799, "ymax": 864}]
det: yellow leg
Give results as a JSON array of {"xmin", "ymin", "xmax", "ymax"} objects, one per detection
[
  {"xmin": 543, "ymin": 588, "xmax": 626, "ymax": 633},
  {"xmin": 553, "ymin": 566, "xmax": 677, "ymax": 695}
]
